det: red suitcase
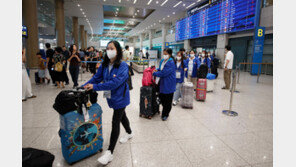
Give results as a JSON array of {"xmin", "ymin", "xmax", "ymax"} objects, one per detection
[{"xmin": 196, "ymin": 79, "xmax": 207, "ymax": 101}]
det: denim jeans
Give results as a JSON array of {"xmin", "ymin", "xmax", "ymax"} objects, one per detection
[{"xmin": 173, "ymin": 83, "xmax": 183, "ymax": 101}]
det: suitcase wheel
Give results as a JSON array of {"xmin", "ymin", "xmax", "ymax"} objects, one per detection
[
  {"xmin": 148, "ymin": 116, "xmax": 152, "ymax": 119},
  {"xmin": 99, "ymin": 149, "xmax": 103, "ymax": 152}
]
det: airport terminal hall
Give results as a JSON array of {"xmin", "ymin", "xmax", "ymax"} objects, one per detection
[{"xmin": 21, "ymin": 0, "xmax": 273, "ymax": 166}]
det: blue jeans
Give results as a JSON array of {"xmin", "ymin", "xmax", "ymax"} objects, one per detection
[{"xmin": 173, "ymin": 83, "xmax": 182, "ymax": 101}]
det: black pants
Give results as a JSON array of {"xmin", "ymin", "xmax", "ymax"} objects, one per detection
[
  {"xmin": 69, "ymin": 66, "xmax": 79, "ymax": 86},
  {"xmin": 108, "ymin": 107, "xmax": 132, "ymax": 153},
  {"xmin": 48, "ymin": 67, "xmax": 55, "ymax": 84},
  {"xmin": 159, "ymin": 93, "xmax": 174, "ymax": 118}
]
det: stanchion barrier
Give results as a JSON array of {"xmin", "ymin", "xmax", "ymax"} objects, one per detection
[
  {"xmin": 233, "ymin": 66, "xmax": 240, "ymax": 93},
  {"xmin": 222, "ymin": 67, "xmax": 238, "ymax": 117}
]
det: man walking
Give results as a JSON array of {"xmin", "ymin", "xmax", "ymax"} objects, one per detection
[{"xmin": 222, "ymin": 45, "xmax": 234, "ymax": 90}]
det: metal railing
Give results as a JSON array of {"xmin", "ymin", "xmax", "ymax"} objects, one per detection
[{"xmin": 237, "ymin": 62, "xmax": 273, "ymax": 83}]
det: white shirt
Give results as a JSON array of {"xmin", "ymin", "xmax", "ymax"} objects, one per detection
[
  {"xmin": 188, "ymin": 59, "xmax": 194, "ymax": 75},
  {"xmin": 176, "ymin": 61, "xmax": 181, "ymax": 68},
  {"xmin": 224, "ymin": 51, "xmax": 234, "ymax": 69},
  {"xmin": 122, "ymin": 50, "xmax": 129, "ymax": 61}
]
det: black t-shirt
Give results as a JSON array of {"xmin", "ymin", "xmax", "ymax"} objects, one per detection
[
  {"xmin": 70, "ymin": 53, "xmax": 80, "ymax": 67},
  {"xmin": 46, "ymin": 49, "xmax": 55, "ymax": 68},
  {"xmin": 63, "ymin": 50, "xmax": 70, "ymax": 60}
]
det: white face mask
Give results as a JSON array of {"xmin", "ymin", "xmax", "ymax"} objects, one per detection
[
  {"xmin": 163, "ymin": 54, "xmax": 169, "ymax": 60},
  {"xmin": 190, "ymin": 54, "xmax": 195, "ymax": 58},
  {"xmin": 202, "ymin": 54, "xmax": 205, "ymax": 57},
  {"xmin": 107, "ymin": 50, "xmax": 117, "ymax": 59},
  {"xmin": 177, "ymin": 56, "xmax": 181, "ymax": 60}
]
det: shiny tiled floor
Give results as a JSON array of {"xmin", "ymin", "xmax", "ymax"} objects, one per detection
[{"xmin": 22, "ymin": 69, "xmax": 273, "ymax": 167}]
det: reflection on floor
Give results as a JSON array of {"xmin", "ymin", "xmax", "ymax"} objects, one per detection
[{"xmin": 23, "ymin": 69, "xmax": 273, "ymax": 167}]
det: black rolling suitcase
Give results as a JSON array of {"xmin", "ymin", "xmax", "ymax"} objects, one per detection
[{"xmin": 139, "ymin": 86, "xmax": 160, "ymax": 119}]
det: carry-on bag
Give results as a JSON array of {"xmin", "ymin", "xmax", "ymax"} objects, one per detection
[
  {"xmin": 22, "ymin": 148, "xmax": 55, "ymax": 167},
  {"xmin": 206, "ymin": 73, "xmax": 216, "ymax": 92},
  {"xmin": 196, "ymin": 79, "xmax": 207, "ymax": 101},
  {"xmin": 140, "ymin": 86, "xmax": 160, "ymax": 119},
  {"xmin": 181, "ymin": 82, "xmax": 194, "ymax": 109},
  {"xmin": 53, "ymin": 89, "xmax": 103, "ymax": 164},
  {"xmin": 142, "ymin": 66, "xmax": 156, "ymax": 86}
]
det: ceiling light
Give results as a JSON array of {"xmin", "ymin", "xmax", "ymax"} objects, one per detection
[
  {"xmin": 137, "ymin": 9, "xmax": 140, "ymax": 12},
  {"xmin": 77, "ymin": 4, "xmax": 80, "ymax": 7},
  {"xmin": 163, "ymin": 18, "xmax": 165, "ymax": 20},
  {"xmin": 115, "ymin": 15, "xmax": 117, "ymax": 17},
  {"xmin": 173, "ymin": 12, "xmax": 175, "ymax": 14},
  {"xmin": 173, "ymin": 1, "xmax": 182, "ymax": 8},
  {"xmin": 183, "ymin": 3, "xmax": 186, "ymax": 6},
  {"xmin": 116, "ymin": 8, "xmax": 119, "ymax": 11},
  {"xmin": 186, "ymin": 2, "xmax": 196, "ymax": 9},
  {"xmin": 134, "ymin": 0, "xmax": 137, "ymax": 4},
  {"xmin": 156, "ymin": 1, "xmax": 159, "ymax": 4},
  {"xmin": 154, "ymin": 23, "xmax": 156, "ymax": 25},
  {"xmin": 161, "ymin": 0, "xmax": 168, "ymax": 6},
  {"xmin": 82, "ymin": 12, "xmax": 85, "ymax": 14},
  {"xmin": 133, "ymin": 16, "xmax": 135, "ymax": 18},
  {"xmin": 135, "ymin": 13, "xmax": 137, "ymax": 15},
  {"xmin": 147, "ymin": 0, "xmax": 153, "ymax": 5},
  {"xmin": 80, "ymin": 8, "xmax": 83, "ymax": 11},
  {"xmin": 159, "ymin": 20, "xmax": 161, "ymax": 22},
  {"xmin": 167, "ymin": 15, "xmax": 170, "ymax": 17},
  {"xmin": 119, "ymin": 0, "xmax": 121, "ymax": 3},
  {"xmin": 84, "ymin": 15, "xmax": 86, "ymax": 17}
]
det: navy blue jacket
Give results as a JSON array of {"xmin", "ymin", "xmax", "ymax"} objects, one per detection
[
  {"xmin": 175, "ymin": 60, "xmax": 186, "ymax": 83},
  {"xmin": 153, "ymin": 58, "xmax": 176, "ymax": 94},
  {"xmin": 83, "ymin": 62, "xmax": 130, "ymax": 110},
  {"xmin": 184, "ymin": 57, "xmax": 201, "ymax": 78}
]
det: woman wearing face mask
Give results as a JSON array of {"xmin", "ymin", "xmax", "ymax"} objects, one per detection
[
  {"xmin": 173, "ymin": 52, "xmax": 186, "ymax": 106},
  {"xmin": 185, "ymin": 50, "xmax": 200, "ymax": 90},
  {"xmin": 153, "ymin": 48, "xmax": 176, "ymax": 121},
  {"xmin": 83, "ymin": 40, "xmax": 132, "ymax": 165},
  {"xmin": 199, "ymin": 51, "xmax": 211, "ymax": 70}
]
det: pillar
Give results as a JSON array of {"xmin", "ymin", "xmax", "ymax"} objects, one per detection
[
  {"xmin": 148, "ymin": 29, "xmax": 155, "ymax": 49},
  {"xmin": 84, "ymin": 30, "xmax": 88, "ymax": 48},
  {"xmin": 216, "ymin": 34, "xmax": 229, "ymax": 67},
  {"xmin": 22, "ymin": 0, "xmax": 39, "ymax": 68},
  {"xmin": 55, "ymin": 0, "xmax": 65, "ymax": 46},
  {"xmin": 72, "ymin": 16, "xmax": 78, "ymax": 46},
  {"xmin": 161, "ymin": 23, "xmax": 169, "ymax": 51},
  {"xmin": 184, "ymin": 40, "xmax": 191, "ymax": 51},
  {"xmin": 79, "ymin": 25, "xmax": 85, "ymax": 49}
]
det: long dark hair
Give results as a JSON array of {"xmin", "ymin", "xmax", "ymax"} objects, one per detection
[
  {"xmin": 69, "ymin": 44, "xmax": 78, "ymax": 55},
  {"xmin": 102, "ymin": 40, "xmax": 123, "ymax": 68},
  {"xmin": 176, "ymin": 51, "xmax": 184, "ymax": 68}
]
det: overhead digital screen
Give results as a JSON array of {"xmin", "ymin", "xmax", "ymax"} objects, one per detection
[{"xmin": 175, "ymin": 0, "xmax": 256, "ymax": 41}]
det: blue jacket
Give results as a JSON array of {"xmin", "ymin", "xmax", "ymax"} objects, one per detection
[
  {"xmin": 184, "ymin": 57, "xmax": 201, "ymax": 78},
  {"xmin": 83, "ymin": 62, "xmax": 130, "ymax": 110},
  {"xmin": 153, "ymin": 58, "xmax": 176, "ymax": 94},
  {"xmin": 199, "ymin": 57, "xmax": 211, "ymax": 68},
  {"xmin": 175, "ymin": 60, "xmax": 186, "ymax": 83}
]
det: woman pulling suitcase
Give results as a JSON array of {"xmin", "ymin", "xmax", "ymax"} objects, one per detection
[
  {"xmin": 83, "ymin": 40, "xmax": 132, "ymax": 165},
  {"xmin": 152, "ymin": 48, "xmax": 176, "ymax": 121}
]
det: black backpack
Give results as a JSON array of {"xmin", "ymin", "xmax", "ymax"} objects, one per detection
[
  {"xmin": 197, "ymin": 64, "xmax": 208, "ymax": 79},
  {"xmin": 22, "ymin": 148, "xmax": 55, "ymax": 167},
  {"xmin": 53, "ymin": 89, "xmax": 98, "ymax": 115}
]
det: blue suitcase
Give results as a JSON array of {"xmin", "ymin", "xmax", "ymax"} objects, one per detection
[{"xmin": 59, "ymin": 103, "xmax": 103, "ymax": 164}]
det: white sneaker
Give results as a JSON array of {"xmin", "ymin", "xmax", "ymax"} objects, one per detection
[
  {"xmin": 97, "ymin": 150, "xmax": 113, "ymax": 165},
  {"xmin": 119, "ymin": 133, "xmax": 133, "ymax": 143},
  {"xmin": 178, "ymin": 98, "xmax": 182, "ymax": 102},
  {"xmin": 172, "ymin": 101, "xmax": 178, "ymax": 106}
]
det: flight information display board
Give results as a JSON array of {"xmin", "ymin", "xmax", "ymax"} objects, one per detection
[{"xmin": 175, "ymin": 0, "xmax": 256, "ymax": 41}]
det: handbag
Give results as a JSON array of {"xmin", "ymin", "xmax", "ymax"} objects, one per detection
[{"xmin": 55, "ymin": 62, "xmax": 63, "ymax": 72}]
